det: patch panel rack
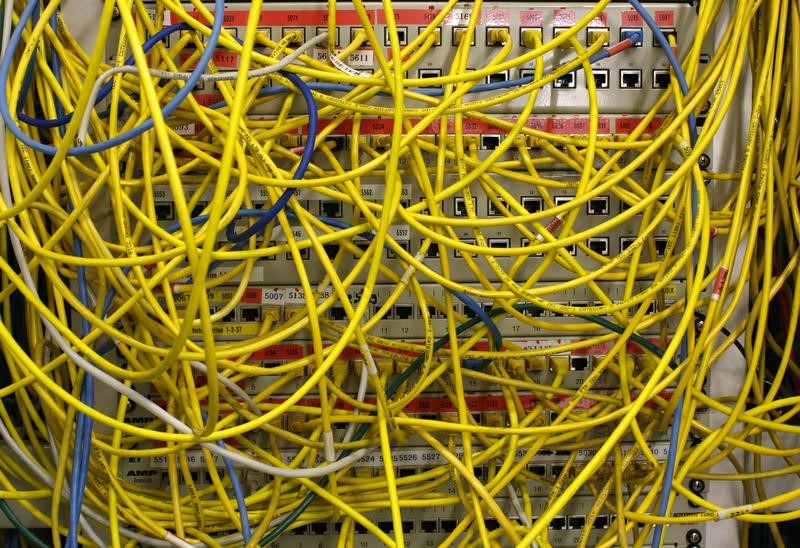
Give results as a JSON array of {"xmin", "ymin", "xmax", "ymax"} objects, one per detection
[
  {"xmin": 130, "ymin": 2, "xmax": 705, "ymax": 116},
  {"xmin": 147, "ymin": 169, "xmax": 683, "ymax": 285},
  {"xmin": 0, "ymin": 0, "xmax": 765, "ymax": 545},
  {"xmin": 152, "ymin": 280, "xmax": 686, "ymax": 339}
]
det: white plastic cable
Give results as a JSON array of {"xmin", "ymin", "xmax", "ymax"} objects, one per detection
[
  {"xmin": 506, "ymin": 484, "xmax": 538, "ymax": 548},
  {"xmin": 76, "ymin": 33, "xmax": 328, "ymax": 144}
]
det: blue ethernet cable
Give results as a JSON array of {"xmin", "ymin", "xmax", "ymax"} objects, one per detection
[
  {"xmin": 98, "ymin": 68, "xmax": 318, "ymax": 311},
  {"xmin": 627, "ymin": 2, "xmax": 698, "ymax": 546},
  {"xmin": 18, "ymin": 23, "xmax": 190, "ymax": 129},
  {"xmin": 39, "ymin": 6, "xmax": 97, "ymax": 542},
  {"xmin": 628, "ymin": 0, "xmax": 697, "ymax": 146},
  {"xmin": 0, "ymin": 0, "xmax": 223, "ymax": 155},
  {"xmin": 260, "ymin": 304, "xmax": 675, "ymax": 544},
  {"xmin": 67, "ymin": 207, "xmax": 95, "ymax": 548},
  {"xmin": 3, "ymin": 530, "xmax": 19, "ymax": 548},
  {"xmin": 224, "ymin": 71, "xmax": 317, "ymax": 244},
  {"xmin": 200, "ymin": 412, "xmax": 252, "ymax": 542},
  {"xmin": 219, "ymin": 438, "xmax": 253, "ymax": 542}
]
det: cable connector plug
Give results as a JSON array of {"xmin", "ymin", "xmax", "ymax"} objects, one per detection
[
  {"xmin": 589, "ymin": 30, "xmax": 643, "ymax": 63},
  {"xmin": 322, "ymin": 431, "xmax": 336, "ymax": 463}
]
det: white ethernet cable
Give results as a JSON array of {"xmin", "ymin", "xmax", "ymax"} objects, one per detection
[
  {"xmin": 0, "ymin": 7, "xmax": 378, "ymax": 542},
  {"xmin": 77, "ymin": 33, "xmax": 329, "ymax": 145},
  {"xmin": 0, "ymin": 11, "xmax": 374, "ymax": 475}
]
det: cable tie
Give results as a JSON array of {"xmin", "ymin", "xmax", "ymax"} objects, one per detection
[
  {"xmin": 400, "ymin": 265, "xmax": 416, "ymax": 286},
  {"xmin": 710, "ymin": 266, "xmax": 729, "ymax": 301},
  {"xmin": 316, "ymin": 279, "xmax": 331, "ymax": 298},
  {"xmin": 322, "ymin": 431, "xmax": 336, "ymax": 463},
  {"xmin": 463, "ymin": 358, "xmax": 490, "ymax": 370},
  {"xmin": 716, "ymin": 504, "xmax": 752, "ymax": 520}
]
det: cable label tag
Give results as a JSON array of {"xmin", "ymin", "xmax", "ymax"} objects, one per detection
[
  {"xmin": 717, "ymin": 505, "xmax": 753, "ymax": 520},
  {"xmin": 545, "ymin": 215, "xmax": 563, "ymax": 233},
  {"xmin": 711, "ymin": 266, "xmax": 729, "ymax": 301},
  {"xmin": 360, "ymin": 183, "xmax": 410, "ymax": 200},
  {"xmin": 389, "ymin": 225, "xmax": 411, "ymax": 242},
  {"xmin": 519, "ymin": 10, "xmax": 543, "ymax": 26},
  {"xmin": 260, "ymin": 288, "xmax": 287, "ymax": 305},
  {"xmin": 172, "ymin": 123, "xmax": 196, "ymax": 136},
  {"xmin": 273, "ymin": 226, "xmax": 308, "ymax": 243},
  {"xmin": 654, "ymin": 10, "xmax": 675, "ymax": 26},
  {"xmin": 317, "ymin": 48, "xmax": 374, "ymax": 74},
  {"xmin": 620, "ymin": 10, "xmax": 643, "ymax": 26},
  {"xmin": 443, "ymin": 9, "xmax": 480, "ymax": 25}
]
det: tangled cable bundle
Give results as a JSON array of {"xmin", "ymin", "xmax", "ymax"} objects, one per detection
[{"xmin": 0, "ymin": 0, "xmax": 798, "ymax": 546}]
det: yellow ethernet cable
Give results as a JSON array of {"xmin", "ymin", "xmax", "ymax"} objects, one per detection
[{"xmin": 0, "ymin": 0, "xmax": 797, "ymax": 547}]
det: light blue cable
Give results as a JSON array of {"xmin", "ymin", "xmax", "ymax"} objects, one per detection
[
  {"xmin": 200, "ymin": 412, "xmax": 251, "ymax": 542},
  {"xmin": 218, "ymin": 440, "xmax": 252, "ymax": 542},
  {"xmin": 43, "ymin": 8, "xmax": 95, "ymax": 542},
  {"xmin": 629, "ymin": 0, "xmax": 697, "ymax": 146},
  {"xmin": 0, "ymin": 1, "xmax": 217, "ymax": 540},
  {"xmin": 0, "ymin": 0, "xmax": 224, "ymax": 155},
  {"xmin": 67, "ymin": 221, "xmax": 94, "ymax": 548},
  {"xmin": 19, "ymin": 23, "xmax": 190, "ymax": 129},
  {"xmin": 627, "ymin": 2, "xmax": 698, "ymax": 546}
]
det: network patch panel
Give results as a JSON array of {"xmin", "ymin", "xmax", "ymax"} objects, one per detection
[
  {"xmin": 1, "ymin": 0, "xmax": 773, "ymax": 546},
  {"xmin": 104, "ymin": 4, "xmax": 706, "ymax": 545},
  {"xmin": 152, "ymin": 281, "xmax": 685, "ymax": 340},
  {"xmin": 147, "ymin": 169, "xmax": 682, "ymax": 285},
  {"xmin": 131, "ymin": 2, "xmax": 704, "ymax": 115},
  {"xmin": 114, "ymin": 339, "xmax": 709, "ymax": 546}
]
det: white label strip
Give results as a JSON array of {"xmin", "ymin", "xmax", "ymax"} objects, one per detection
[
  {"xmin": 389, "ymin": 225, "xmax": 411, "ymax": 242},
  {"xmin": 314, "ymin": 48, "xmax": 375, "ymax": 71},
  {"xmin": 260, "ymin": 287, "xmax": 287, "ymax": 305},
  {"xmin": 149, "ymin": 442, "xmax": 673, "ymax": 470}
]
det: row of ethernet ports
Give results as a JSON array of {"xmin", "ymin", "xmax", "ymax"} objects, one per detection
[
  {"xmin": 329, "ymin": 301, "xmax": 578, "ymax": 321},
  {"xmin": 152, "ymin": 196, "xmax": 673, "ymax": 225},
  {"xmin": 332, "ymin": 299, "xmax": 664, "ymax": 322},
  {"xmin": 207, "ymin": 298, "xmax": 663, "ymax": 325},
  {"xmin": 164, "ymin": 234, "xmax": 664, "ymax": 265},
  {"xmin": 344, "ymin": 458, "xmax": 594, "ymax": 482},
  {"xmin": 132, "ymin": 460, "xmax": 593, "ymax": 488},
  {"xmin": 163, "ymin": 196, "xmax": 616, "ymax": 220},
  {"xmin": 206, "ymin": 235, "xmax": 665, "ymax": 263},
  {"xmin": 290, "ymin": 236, "xmax": 664, "ymax": 261},
  {"xmin": 290, "ymin": 515, "xmax": 608, "ymax": 535}
]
